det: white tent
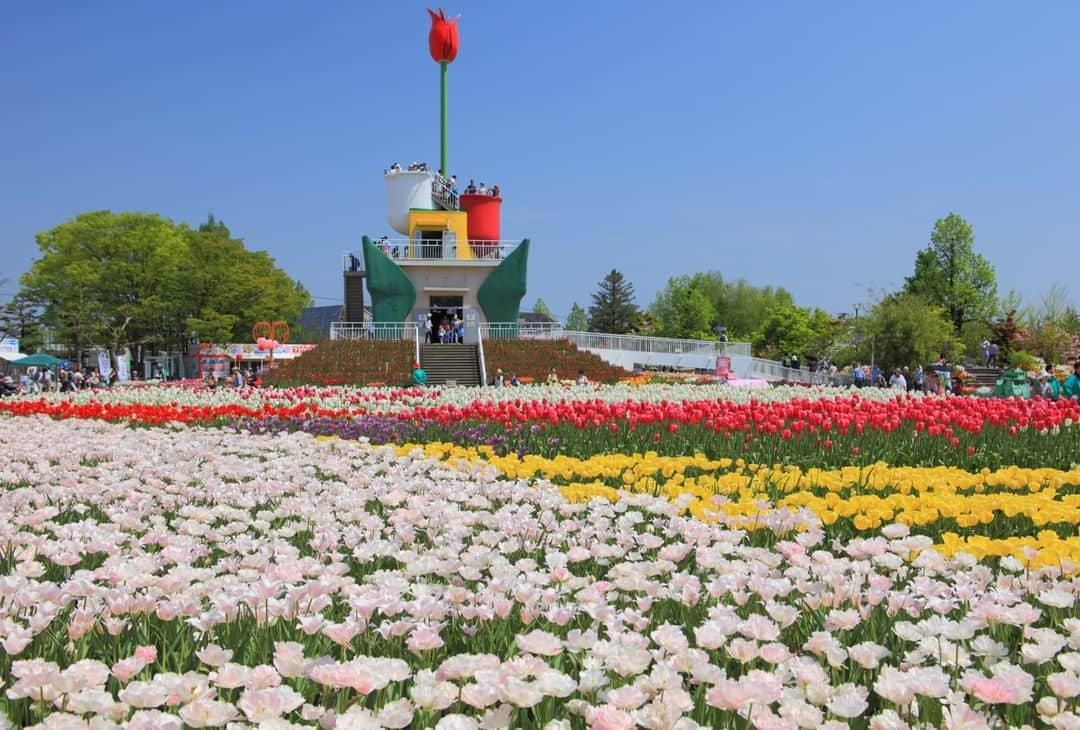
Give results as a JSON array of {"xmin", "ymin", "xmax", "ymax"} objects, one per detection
[{"xmin": 0, "ymin": 351, "xmax": 29, "ymax": 362}]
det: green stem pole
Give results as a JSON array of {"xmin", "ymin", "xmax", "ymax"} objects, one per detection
[{"xmin": 440, "ymin": 61, "xmax": 448, "ymax": 178}]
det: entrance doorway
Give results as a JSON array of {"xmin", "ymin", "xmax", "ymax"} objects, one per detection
[{"xmin": 428, "ymin": 295, "xmax": 464, "ymax": 343}]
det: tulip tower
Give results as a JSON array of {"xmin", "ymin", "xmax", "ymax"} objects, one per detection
[{"xmin": 343, "ymin": 7, "xmax": 531, "ymax": 351}]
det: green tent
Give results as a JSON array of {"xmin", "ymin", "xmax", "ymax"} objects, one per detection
[{"xmin": 11, "ymin": 353, "xmax": 64, "ymax": 368}]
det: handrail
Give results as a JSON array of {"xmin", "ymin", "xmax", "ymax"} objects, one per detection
[
  {"xmin": 476, "ymin": 322, "xmax": 487, "ymax": 387},
  {"xmin": 346, "ymin": 239, "xmax": 521, "ymax": 264},
  {"xmin": 477, "ymin": 323, "xmax": 752, "ymax": 357},
  {"xmin": 329, "ymin": 322, "xmax": 420, "ymax": 343}
]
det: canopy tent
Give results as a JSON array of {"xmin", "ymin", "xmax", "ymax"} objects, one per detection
[
  {"xmin": 10, "ymin": 353, "xmax": 64, "ymax": 368},
  {"xmin": 0, "ymin": 351, "xmax": 29, "ymax": 362}
]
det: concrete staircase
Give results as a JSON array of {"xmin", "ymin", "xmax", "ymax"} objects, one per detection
[
  {"xmin": 964, "ymin": 365, "xmax": 1003, "ymax": 391},
  {"xmin": 420, "ymin": 343, "xmax": 481, "ymax": 386}
]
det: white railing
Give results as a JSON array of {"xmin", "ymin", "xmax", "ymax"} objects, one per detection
[
  {"xmin": 748, "ymin": 357, "xmax": 828, "ymax": 385},
  {"xmin": 329, "ymin": 322, "xmax": 421, "ymax": 344},
  {"xmin": 431, "ymin": 176, "xmax": 459, "ymax": 211},
  {"xmin": 564, "ymin": 330, "xmax": 751, "ymax": 358},
  {"xmin": 342, "ymin": 252, "xmax": 364, "ymax": 273},
  {"xmin": 479, "ymin": 322, "xmax": 563, "ymax": 340},
  {"xmin": 347, "ymin": 239, "xmax": 522, "ymax": 264},
  {"xmin": 476, "ymin": 322, "xmax": 487, "ymax": 387}
]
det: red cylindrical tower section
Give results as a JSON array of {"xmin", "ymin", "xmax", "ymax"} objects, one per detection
[{"xmin": 460, "ymin": 193, "xmax": 501, "ymax": 256}]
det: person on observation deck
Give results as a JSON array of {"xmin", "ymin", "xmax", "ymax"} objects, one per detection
[
  {"xmin": 465, "ymin": 179, "xmax": 477, "ymax": 194},
  {"xmin": 490, "ymin": 184, "xmax": 500, "ymax": 197},
  {"xmin": 478, "ymin": 182, "xmax": 487, "ymax": 194}
]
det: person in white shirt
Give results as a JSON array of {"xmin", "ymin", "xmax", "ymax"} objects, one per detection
[
  {"xmin": 889, "ymin": 369, "xmax": 907, "ymax": 392},
  {"xmin": 575, "ymin": 370, "xmax": 589, "ymax": 385}
]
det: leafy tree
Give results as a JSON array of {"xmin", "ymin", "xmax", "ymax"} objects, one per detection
[
  {"xmin": 0, "ymin": 292, "xmax": 44, "ymax": 353},
  {"xmin": 859, "ymin": 293, "xmax": 958, "ymax": 369},
  {"xmin": 752, "ymin": 304, "xmax": 832, "ymax": 360},
  {"xmin": 179, "ymin": 216, "xmax": 311, "ymax": 344},
  {"xmin": 531, "ymin": 298, "xmax": 555, "ymax": 320},
  {"xmin": 904, "ymin": 213, "xmax": 998, "ymax": 334},
  {"xmin": 985, "ymin": 310, "xmax": 1023, "ymax": 363},
  {"xmin": 649, "ymin": 275, "xmax": 717, "ymax": 340},
  {"xmin": 21, "ymin": 211, "xmax": 310, "ymax": 361},
  {"xmin": 1018, "ymin": 283, "xmax": 1075, "ymax": 365},
  {"xmin": 566, "ymin": 302, "xmax": 588, "ymax": 332},
  {"xmin": 588, "ymin": 270, "xmax": 639, "ymax": 334}
]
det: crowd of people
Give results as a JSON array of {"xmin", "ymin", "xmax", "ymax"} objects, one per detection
[
  {"xmin": 0, "ymin": 366, "xmax": 116, "ymax": 396},
  {"xmin": 425, "ymin": 314, "xmax": 465, "ymax": 344},
  {"xmin": 202, "ymin": 366, "xmax": 260, "ymax": 389},
  {"xmin": 384, "ymin": 163, "xmax": 502, "ymax": 198}
]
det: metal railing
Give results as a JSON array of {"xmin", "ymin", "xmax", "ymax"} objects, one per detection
[
  {"xmin": 346, "ymin": 239, "xmax": 521, "ymax": 264},
  {"xmin": 478, "ymin": 323, "xmax": 753, "ymax": 355},
  {"xmin": 563, "ymin": 330, "xmax": 751, "ymax": 357},
  {"xmin": 329, "ymin": 322, "xmax": 421, "ymax": 344},
  {"xmin": 479, "ymin": 322, "xmax": 562, "ymax": 341},
  {"xmin": 748, "ymin": 357, "xmax": 827, "ymax": 385},
  {"xmin": 431, "ymin": 176, "xmax": 459, "ymax": 211},
  {"xmin": 342, "ymin": 252, "xmax": 364, "ymax": 273},
  {"xmin": 476, "ymin": 321, "xmax": 488, "ymax": 387}
]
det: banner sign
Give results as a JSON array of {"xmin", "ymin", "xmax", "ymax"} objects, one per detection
[
  {"xmin": 97, "ymin": 350, "xmax": 113, "ymax": 379},
  {"xmin": 197, "ymin": 343, "xmax": 317, "ymax": 379},
  {"xmin": 715, "ymin": 356, "xmax": 732, "ymax": 379}
]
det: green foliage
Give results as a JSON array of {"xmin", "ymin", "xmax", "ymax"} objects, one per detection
[
  {"xmin": 648, "ymin": 276, "xmax": 717, "ymax": 339},
  {"xmin": 751, "ymin": 304, "xmax": 833, "ymax": 359},
  {"xmin": 531, "ymin": 298, "xmax": 554, "ymax": 320},
  {"xmin": 565, "ymin": 302, "xmax": 588, "ymax": 332},
  {"xmin": 21, "ymin": 211, "xmax": 310, "ymax": 359},
  {"xmin": 587, "ymin": 270, "xmax": 640, "ymax": 334},
  {"xmin": 647, "ymin": 271, "xmax": 796, "ymax": 342},
  {"xmin": 858, "ymin": 292, "xmax": 958, "ymax": 369},
  {"xmin": 1018, "ymin": 283, "xmax": 1079, "ymax": 365},
  {"xmin": 904, "ymin": 212, "xmax": 998, "ymax": 334},
  {"xmin": 1008, "ymin": 349, "xmax": 1038, "ymax": 371},
  {"xmin": 985, "ymin": 310, "xmax": 1023, "ymax": 363},
  {"xmin": 0, "ymin": 292, "xmax": 44, "ymax": 353}
]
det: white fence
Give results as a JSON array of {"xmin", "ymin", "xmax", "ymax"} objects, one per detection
[{"xmin": 348, "ymin": 239, "xmax": 522, "ymax": 263}]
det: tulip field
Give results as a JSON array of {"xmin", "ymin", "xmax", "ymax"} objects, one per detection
[{"xmin": 2, "ymin": 384, "xmax": 1080, "ymax": 729}]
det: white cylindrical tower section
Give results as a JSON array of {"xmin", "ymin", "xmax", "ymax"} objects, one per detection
[{"xmin": 385, "ymin": 171, "xmax": 433, "ymax": 235}]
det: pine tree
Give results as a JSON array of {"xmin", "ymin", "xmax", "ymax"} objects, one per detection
[{"xmin": 587, "ymin": 269, "xmax": 639, "ymax": 334}]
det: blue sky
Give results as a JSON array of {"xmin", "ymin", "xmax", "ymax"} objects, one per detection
[{"xmin": 2, "ymin": 1, "xmax": 1078, "ymax": 322}]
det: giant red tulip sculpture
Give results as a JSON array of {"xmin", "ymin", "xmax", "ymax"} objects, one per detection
[{"xmin": 427, "ymin": 8, "xmax": 459, "ymax": 180}]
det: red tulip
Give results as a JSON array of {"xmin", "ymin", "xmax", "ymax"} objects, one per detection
[{"xmin": 427, "ymin": 8, "xmax": 459, "ymax": 64}]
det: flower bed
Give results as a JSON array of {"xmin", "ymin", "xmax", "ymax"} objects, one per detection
[
  {"xmin": 2, "ymin": 416, "xmax": 1080, "ymax": 728},
  {"xmin": 264, "ymin": 340, "xmax": 415, "ymax": 387},
  {"xmin": 481, "ymin": 339, "xmax": 631, "ymax": 384}
]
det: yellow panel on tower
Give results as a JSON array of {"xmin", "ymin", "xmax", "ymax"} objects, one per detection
[{"xmin": 407, "ymin": 210, "xmax": 472, "ymax": 260}]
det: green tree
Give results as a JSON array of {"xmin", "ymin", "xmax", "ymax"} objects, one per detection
[
  {"xmin": 904, "ymin": 212, "xmax": 998, "ymax": 334},
  {"xmin": 531, "ymin": 298, "xmax": 554, "ymax": 320},
  {"xmin": 588, "ymin": 270, "xmax": 640, "ymax": 334},
  {"xmin": 22, "ymin": 211, "xmax": 189, "ymax": 361},
  {"xmin": 751, "ymin": 304, "xmax": 831, "ymax": 359},
  {"xmin": 566, "ymin": 302, "xmax": 588, "ymax": 331},
  {"xmin": 22, "ymin": 211, "xmax": 311, "ymax": 360},
  {"xmin": 0, "ymin": 292, "xmax": 44, "ymax": 353},
  {"xmin": 860, "ymin": 292, "xmax": 958, "ymax": 369},
  {"xmin": 179, "ymin": 216, "xmax": 311, "ymax": 343},
  {"xmin": 649, "ymin": 275, "xmax": 717, "ymax": 339}
]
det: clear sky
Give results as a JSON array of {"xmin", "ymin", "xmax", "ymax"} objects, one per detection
[{"xmin": 3, "ymin": 1, "xmax": 1078, "ymax": 322}]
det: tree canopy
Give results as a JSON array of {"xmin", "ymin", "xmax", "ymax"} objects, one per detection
[
  {"xmin": 566, "ymin": 302, "xmax": 588, "ymax": 332},
  {"xmin": 857, "ymin": 292, "xmax": 958, "ymax": 369},
  {"xmin": 21, "ymin": 211, "xmax": 310, "ymax": 360},
  {"xmin": 904, "ymin": 213, "xmax": 998, "ymax": 334},
  {"xmin": 588, "ymin": 270, "xmax": 640, "ymax": 334}
]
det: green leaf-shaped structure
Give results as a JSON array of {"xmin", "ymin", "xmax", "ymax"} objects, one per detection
[
  {"xmin": 477, "ymin": 239, "xmax": 529, "ymax": 327},
  {"xmin": 362, "ymin": 236, "xmax": 416, "ymax": 324}
]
